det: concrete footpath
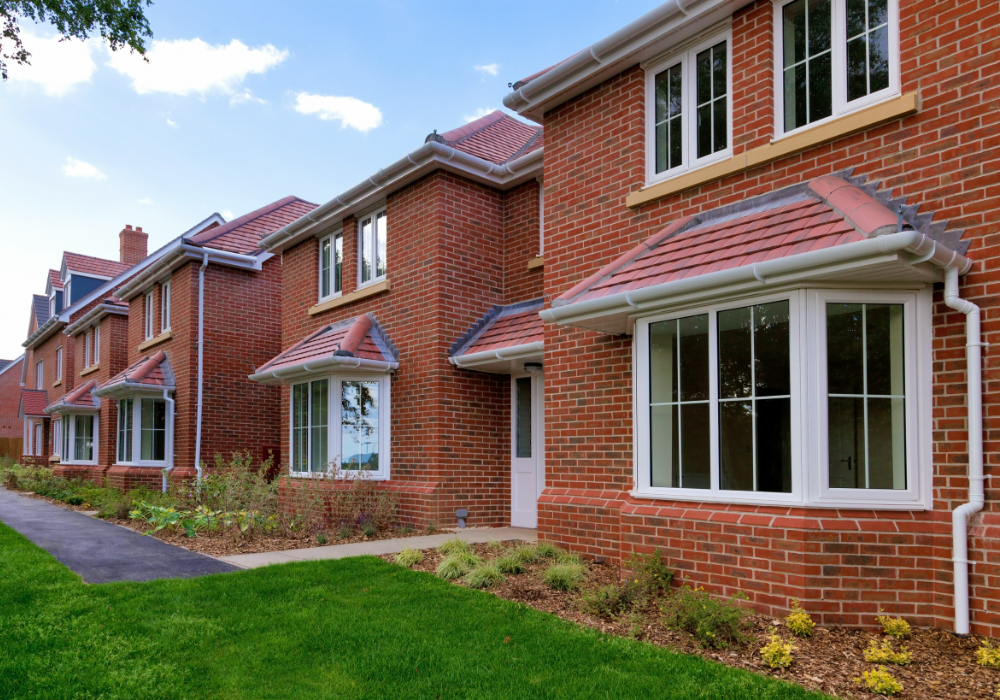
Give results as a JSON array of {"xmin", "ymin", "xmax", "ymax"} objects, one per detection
[
  {"xmin": 0, "ymin": 487, "xmax": 238, "ymax": 583},
  {"xmin": 219, "ymin": 526, "xmax": 538, "ymax": 569}
]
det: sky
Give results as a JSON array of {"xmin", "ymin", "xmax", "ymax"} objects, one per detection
[{"xmin": 0, "ymin": 0, "xmax": 662, "ymax": 360}]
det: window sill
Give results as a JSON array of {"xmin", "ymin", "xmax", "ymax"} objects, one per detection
[
  {"xmin": 308, "ymin": 279, "xmax": 390, "ymax": 316},
  {"xmin": 48, "ymin": 455, "xmax": 61, "ymax": 464},
  {"xmin": 626, "ymin": 91, "xmax": 919, "ymax": 208},
  {"xmin": 81, "ymin": 364, "xmax": 100, "ymax": 377},
  {"xmin": 289, "ymin": 472, "xmax": 389, "ymax": 481},
  {"xmin": 629, "ymin": 490, "xmax": 929, "ymax": 511},
  {"xmin": 53, "ymin": 379, "xmax": 62, "ymax": 388},
  {"xmin": 138, "ymin": 330, "xmax": 173, "ymax": 352},
  {"xmin": 527, "ymin": 256, "xmax": 544, "ymax": 270}
]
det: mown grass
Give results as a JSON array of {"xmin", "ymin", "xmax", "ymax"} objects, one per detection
[{"xmin": 0, "ymin": 523, "xmax": 828, "ymax": 700}]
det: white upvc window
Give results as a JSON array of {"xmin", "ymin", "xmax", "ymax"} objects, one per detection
[
  {"xmin": 645, "ymin": 29, "xmax": 733, "ymax": 185},
  {"xmin": 36, "ymin": 360, "xmax": 43, "ymax": 389},
  {"xmin": 289, "ymin": 374, "xmax": 391, "ymax": 480},
  {"xmin": 84, "ymin": 331, "xmax": 91, "ymax": 368},
  {"xmin": 144, "ymin": 292, "xmax": 155, "ymax": 340},
  {"xmin": 59, "ymin": 413, "xmax": 98, "ymax": 465},
  {"xmin": 115, "ymin": 396, "xmax": 170, "ymax": 466},
  {"xmin": 161, "ymin": 280, "xmax": 172, "ymax": 332},
  {"xmin": 319, "ymin": 231, "xmax": 343, "ymax": 301},
  {"xmin": 93, "ymin": 325, "xmax": 100, "ymax": 364},
  {"xmin": 774, "ymin": 0, "xmax": 899, "ymax": 137},
  {"xmin": 358, "ymin": 208, "xmax": 387, "ymax": 287},
  {"xmin": 633, "ymin": 287, "xmax": 931, "ymax": 509},
  {"xmin": 53, "ymin": 418, "xmax": 62, "ymax": 457},
  {"xmin": 538, "ymin": 179, "xmax": 545, "ymax": 256},
  {"xmin": 56, "ymin": 347, "xmax": 63, "ymax": 379}
]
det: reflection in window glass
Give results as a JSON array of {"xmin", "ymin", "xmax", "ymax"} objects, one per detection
[
  {"xmin": 74, "ymin": 415, "xmax": 94, "ymax": 462},
  {"xmin": 846, "ymin": 0, "xmax": 889, "ymax": 101},
  {"xmin": 343, "ymin": 381, "xmax": 379, "ymax": 471},
  {"xmin": 696, "ymin": 41, "xmax": 728, "ymax": 159},
  {"xmin": 118, "ymin": 398, "xmax": 133, "ymax": 463},
  {"xmin": 782, "ymin": 0, "xmax": 832, "ymax": 131},
  {"xmin": 321, "ymin": 237, "xmax": 331, "ymax": 298},
  {"xmin": 375, "ymin": 211, "xmax": 387, "ymax": 279},
  {"xmin": 140, "ymin": 398, "xmax": 166, "ymax": 462},
  {"xmin": 292, "ymin": 384, "xmax": 308, "ymax": 472},
  {"xmin": 334, "ymin": 234, "xmax": 343, "ymax": 294},
  {"xmin": 654, "ymin": 63, "xmax": 683, "ymax": 173},
  {"xmin": 311, "ymin": 380, "xmax": 328, "ymax": 472},
  {"xmin": 827, "ymin": 303, "xmax": 905, "ymax": 489},
  {"xmin": 516, "ymin": 377, "xmax": 532, "ymax": 459}
]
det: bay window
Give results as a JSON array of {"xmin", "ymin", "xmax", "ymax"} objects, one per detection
[
  {"xmin": 358, "ymin": 208, "xmax": 387, "ymax": 286},
  {"xmin": 117, "ymin": 398, "xmax": 133, "ymax": 463},
  {"xmin": 290, "ymin": 374, "xmax": 389, "ymax": 478},
  {"xmin": 53, "ymin": 418, "xmax": 62, "ymax": 458},
  {"xmin": 635, "ymin": 288, "xmax": 929, "ymax": 508},
  {"xmin": 115, "ymin": 396, "xmax": 169, "ymax": 465},
  {"xmin": 58, "ymin": 413, "xmax": 97, "ymax": 465},
  {"xmin": 319, "ymin": 231, "xmax": 343, "ymax": 300}
]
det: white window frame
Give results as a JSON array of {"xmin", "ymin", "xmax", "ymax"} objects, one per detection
[
  {"xmin": 56, "ymin": 346, "xmax": 63, "ymax": 380},
  {"xmin": 93, "ymin": 325, "xmax": 100, "ymax": 365},
  {"xmin": 36, "ymin": 359, "xmax": 43, "ymax": 389},
  {"xmin": 53, "ymin": 417, "xmax": 62, "ymax": 457},
  {"xmin": 632, "ymin": 286, "xmax": 931, "ymax": 510},
  {"xmin": 773, "ymin": 0, "xmax": 900, "ymax": 139},
  {"xmin": 161, "ymin": 280, "xmax": 172, "ymax": 332},
  {"xmin": 59, "ymin": 412, "xmax": 99, "ymax": 466},
  {"xmin": 114, "ymin": 394, "xmax": 172, "ymax": 467},
  {"xmin": 538, "ymin": 178, "xmax": 545, "ymax": 256},
  {"xmin": 288, "ymin": 373, "xmax": 391, "ymax": 480},
  {"xmin": 645, "ymin": 27, "xmax": 734, "ymax": 186},
  {"xmin": 144, "ymin": 292, "xmax": 155, "ymax": 340},
  {"xmin": 357, "ymin": 206, "xmax": 387, "ymax": 288},
  {"xmin": 84, "ymin": 331, "xmax": 91, "ymax": 368},
  {"xmin": 318, "ymin": 230, "xmax": 343, "ymax": 302}
]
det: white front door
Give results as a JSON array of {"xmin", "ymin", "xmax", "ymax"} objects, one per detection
[{"xmin": 511, "ymin": 373, "xmax": 544, "ymax": 528}]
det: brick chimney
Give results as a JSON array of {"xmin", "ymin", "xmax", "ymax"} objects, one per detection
[{"xmin": 119, "ymin": 225, "xmax": 148, "ymax": 266}]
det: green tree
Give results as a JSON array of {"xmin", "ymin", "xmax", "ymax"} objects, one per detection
[{"xmin": 1, "ymin": 0, "xmax": 153, "ymax": 80}]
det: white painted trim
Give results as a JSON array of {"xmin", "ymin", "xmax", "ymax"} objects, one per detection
[
  {"xmin": 114, "ymin": 395, "xmax": 171, "ymax": 467},
  {"xmin": 143, "ymin": 292, "xmax": 154, "ymax": 341},
  {"xmin": 318, "ymin": 231, "xmax": 344, "ymax": 302},
  {"xmin": 59, "ymin": 412, "xmax": 99, "ymax": 466},
  {"xmin": 161, "ymin": 279, "xmax": 172, "ymax": 332},
  {"xmin": 357, "ymin": 207, "xmax": 388, "ymax": 288}
]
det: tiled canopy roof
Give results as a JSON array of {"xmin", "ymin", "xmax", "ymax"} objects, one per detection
[
  {"xmin": 20, "ymin": 390, "xmax": 49, "ymax": 417},
  {"xmin": 555, "ymin": 172, "xmax": 969, "ymax": 308},
  {"xmin": 186, "ymin": 196, "xmax": 319, "ymax": 255},
  {"xmin": 451, "ymin": 300, "xmax": 545, "ymax": 358},
  {"xmin": 429, "ymin": 111, "xmax": 542, "ymax": 166},
  {"xmin": 64, "ymin": 252, "xmax": 132, "ymax": 279},
  {"xmin": 46, "ymin": 379, "xmax": 99, "ymax": 413},
  {"xmin": 48, "ymin": 269, "xmax": 63, "ymax": 290},
  {"xmin": 96, "ymin": 351, "xmax": 174, "ymax": 395}
]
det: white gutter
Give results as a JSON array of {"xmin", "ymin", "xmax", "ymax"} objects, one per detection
[
  {"xmin": 194, "ymin": 252, "xmax": 208, "ymax": 484},
  {"xmin": 63, "ymin": 303, "xmax": 128, "ymax": 337},
  {"xmin": 261, "ymin": 143, "xmax": 543, "ymax": 254},
  {"xmin": 946, "ymin": 265, "xmax": 986, "ymax": 636},
  {"xmin": 93, "ymin": 381, "xmax": 177, "ymax": 398},
  {"xmin": 248, "ymin": 355, "xmax": 399, "ymax": 385},
  {"xmin": 449, "ymin": 341, "xmax": 544, "ymax": 369},
  {"xmin": 22, "ymin": 316, "xmax": 64, "ymax": 349},
  {"xmin": 162, "ymin": 388, "xmax": 175, "ymax": 493},
  {"xmin": 114, "ymin": 242, "xmax": 262, "ymax": 301}
]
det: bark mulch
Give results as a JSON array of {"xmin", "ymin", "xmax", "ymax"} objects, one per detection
[{"xmin": 383, "ymin": 542, "xmax": 1000, "ymax": 700}]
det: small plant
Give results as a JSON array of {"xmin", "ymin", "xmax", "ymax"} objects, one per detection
[
  {"xmin": 660, "ymin": 586, "xmax": 753, "ymax": 649},
  {"xmin": 495, "ymin": 553, "xmax": 526, "ymax": 575},
  {"xmin": 977, "ymin": 639, "xmax": 1000, "ymax": 668},
  {"xmin": 486, "ymin": 539, "xmax": 504, "ymax": 551},
  {"xmin": 864, "ymin": 639, "xmax": 912, "ymax": 666},
  {"xmin": 316, "ymin": 533, "xmax": 328, "ymax": 545},
  {"xmin": 425, "ymin": 524, "xmax": 437, "ymax": 534},
  {"xmin": 438, "ymin": 538, "xmax": 471, "ymax": 555},
  {"xmin": 624, "ymin": 550, "xmax": 673, "ymax": 597},
  {"xmin": 393, "ymin": 548, "xmax": 423, "ymax": 568},
  {"xmin": 338, "ymin": 523, "xmax": 352, "ymax": 540},
  {"xmin": 399, "ymin": 524, "xmax": 414, "ymax": 534},
  {"xmin": 855, "ymin": 666, "xmax": 903, "ymax": 696},
  {"xmin": 876, "ymin": 611, "xmax": 911, "ymax": 639},
  {"xmin": 509, "ymin": 544, "xmax": 539, "ymax": 565},
  {"xmin": 542, "ymin": 562, "xmax": 586, "ymax": 591},
  {"xmin": 437, "ymin": 554, "xmax": 476, "ymax": 581},
  {"xmin": 760, "ymin": 633, "xmax": 795, "ymax": 669},
  {"xmin": 463, "ymin": 562, "xmax": 506, "ymax": 589},
  {"xmin": 65, "ymin": 494, "xmax": 85, "ymax": 506},
  {"xmin": 556, "ymin": 551, "xmax": 583, "ymax": 565},
  {"xmin": 534, "ymin": 541, "xmax": 559, "ymax": 559},
  {"xmin": 785, "ymin": 599, "xmax": 815, "ymax": 637},
  {"xmin": 361, "ymin": 522, "xmax": 376, "ymax": 538},
  {"xmin": 579, "ymin": 581, "xmax": 645, "ymax": 619}
]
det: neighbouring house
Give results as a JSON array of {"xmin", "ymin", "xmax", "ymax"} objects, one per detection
[
  {"xmin": 501, "ymin": 0, "xmax": 1000, "ymax": 637},
  {"xmin": 95, "ymin": 199, "xmax": 311, "ymax": 491},
  {"xmin": 0, "ymin": 355, "xmax": 25, "ymax": 460},
  {"xmin": 253, "ymin": 111, "xmax": 544, "ymax": 529}
]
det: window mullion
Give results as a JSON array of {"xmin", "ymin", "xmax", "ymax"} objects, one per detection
[
  {"xmin": 749, "ymin": 305, "xmax": 758, "ymax": 492},
  {"xmin": 676, "ymin": 319, "xmax": 684, "ymax": 488}
]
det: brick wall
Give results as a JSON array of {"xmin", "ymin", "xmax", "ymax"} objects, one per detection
[
  {"xmin": 537, "ymin": 0, "xmax": 1000, "ymax": 635},
  {"xmin": 0, "ymin": 358, "xmax": 24, "ymax": 439}
]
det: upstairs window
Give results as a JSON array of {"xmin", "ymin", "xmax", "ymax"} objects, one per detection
[
  {"xmin": 84, "ymin": 331, "xmax": 91, "ymax": 368},
  {"xmin": 647, "ymin": 31, "xmax": 732, "ymax": 183},
  {"xmin": 144, "ymin": 292, "xmax": 154, "ymax": 340},
  {"xmin": 359, "ymin": 208, "xmax": 387, "ymax": 286},
  {"xmin": 56, "ymin": 346, "xmax": 63, "ymax": 380},
  {"xmin": 93, "ymin": 325, "xmax": 100, "ymax": 365},
  {"xmin": 319, "ymin": 232, "xmax": 343, "ymax": 300},
  {"xmin": 777, "ymin": 0, "xmax": 898, "ymax": 135},
  {"xmin": 161, "ymin": 280, "xmax": 172, "ymax": 332},
  {"xmin": 36, "ymin": 360, "xmax": 43, "ymax": 389}
]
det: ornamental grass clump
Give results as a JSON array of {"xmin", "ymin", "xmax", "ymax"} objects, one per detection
[
  {"xmin": 876, "ymin": 612, "xmax": 911, "ymax": 639},
  {"xmin": 660, "ymin": 586, "xmax": 753, "ymax": 649},
  {"xmin": 542, "ymin": 562, "xmax": 586, "ymax": 591},
  {"xmin": 436, "ymin": 554, "xmax": 476, "ymax": 581},
  {"xmin": 393, "ymin": 548, "xmax": 423, "ymax": 568},
  {"xmin": 785, "ymin": 599, "xmax": 815, "ymax": 637},
  {"xmin": 864, "ymin": 639, "xmax": 912, "ymax": 666},
  {"xmin": 977, "ymin": 639, "xmax": 1000, "ymax": 668},
  {"xmin": 759, "ymin": 633, "xmax": 795, "ymax": 669},
  {"xmin": 856, "ymin": 666, "xmax": 903, "ymax": 696},
  {"xmin": 534, "ymin": 541, "xmax": 559, "ymax": 559},
  {"xmin": 509, "ymin": 544, "xmax": 540, "ymax": 565},
  {"xmin": 495, "ymin": 553, "xmax": 526, "ymax": 575},
  {"xmin": 463, "ymin": 562, "xmax": 506, "ymax": 589},
  {"xmin": 438, "ymin": 538, "xmax": 471, "ymax": 555}
]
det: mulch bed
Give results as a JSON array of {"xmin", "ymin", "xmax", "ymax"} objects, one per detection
[{"xmin": 384, "ymin": 542, "xmax": 1000, "ymax": 700}]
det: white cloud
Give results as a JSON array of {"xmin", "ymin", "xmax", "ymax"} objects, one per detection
[
  {"xmin": 475, "ymin": 63, "xmax": 499, "ymax": 77},
  {"xmin": 5, "ymin": 31, "xmax": 101, "ymax": 96},
  {"xmin": 230, "ymin": 88, "xmax": 266, "ymax": 106},
  {"xmin": 107, "ymin": 38, "xmax": 287, "ymax": 97},
  {"xmin": 62, "ymin": 157, "xmax": 106, "ymax": 180},
  {"xmin": 464, "ymin": 107, "xmax": 496, "ymax": 124},
  {"xmin": 221, "ymin": 210, "xmax": 234, "ymax": 221},
  {"xmin": 138, "ymin": 197, "xmax": 154, "ymax": 205},
  {"xmin": 293, "ymin": 93, "xmax": 382, "ymax": 133},
  {"xmin": 165, "ymin": 116, "xmax": 179, "ymax": 128}
]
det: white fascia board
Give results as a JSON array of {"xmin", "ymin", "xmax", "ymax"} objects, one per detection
[
  {"xmin": 503, "ymin": 0, "xmax": 754, "ymax": 121},
  {"xmin": 63, "ymin": 303, "xmax": 128, "ymax": 337},
  {"xmin": 261, "ymin": 144, "xmax": 544, "ymax": 254},
  {"xmin": 22, "ymin": 316, "xmax": 65, "ymax": 349},
  {"xmin": 93, "ymin": 381, "xmax": 177, "ymax": 398},
  {"xmin": 0, "ymin": 355, "xmax": 24, "ymax": 379},
  {"xmin": 542, "ymin": 231, "xmax": 972, "ymax": 334},
  {"xmin": 248, "ymin": 355, "xmax": 399, "ymax": 385},
  {"xmin": 449, "ymin": 341, "xmax": 544, "ymax": 370},
  {"xmin": 114, "ymin": 243, "xmax": 263, "ymax": 301}
]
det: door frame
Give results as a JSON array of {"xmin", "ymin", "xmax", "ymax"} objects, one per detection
[{"xmin": 510, "ymin": 372, "xmax": 544, "ymax": 528}]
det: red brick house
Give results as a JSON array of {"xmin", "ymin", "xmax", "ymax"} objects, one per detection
[
  {"xmin": 0, "ymin": 356, "xmax": 25, "ymax": 458},
  {"xmin": 253, "ymin": 111, "xmax": 545, "ymax": 529},
  {"xmin": 500, "ymin": 0, "xmax": 1000, "ymax": 637}
]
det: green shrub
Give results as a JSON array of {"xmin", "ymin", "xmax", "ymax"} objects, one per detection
[
  {"xmin": 977, "ymin": 639, "xmax": 1000, "ymax": 668},
  {"xmin": 579, "ymin": 581, "xmax": 646, "ymax": 618},
  {"xmin": 394, "ymin": 548, "xmax": 423, "ymax": 568},
  {"xmin": 660, "ymin": 586, "xmax": 753, "ymax": 649},
  {"xmin": 438, "ymin": 538, "xmax": 471, "ymax": 555},
  {"xmin": 338, "ymin": 523, "xmax": 352, "ymax": 540},
  {"xmin": 361, "ymin": 522, "xmax": 376, "ymax": 538},
  {"xmin": 875, "ymin": 612, "xmax": 911, "ymax": 639},
  {"xmin": 316, "ymin": 533, "xmax": 328, "ymax": 545},
  {"xmin": 864, "ymin": 639, "xmax": 912, "ymax": 666},
  {"xmin": 437, "ymin": 554, "xmax": 476, "ymax": 581},
  {"xmin": 534, "ymin": 541, "xmax": 559, "ymax": 559},
  {"xmin": 760, "ymin": 633, "xmax": 795, "ymax": 669},
  {"xmin": 542, "ymin": 562, "xmax": 586, "ymax": 591},
  {"xmin": 463, "ymin": 562, "xmax": 506, "ymax": 589},
  {"xmin": 855, "ymin": 667, "xmax": 902, "ymax": 696},
  {"xmin": 785, "ymin": 599, "xmax": 815, "ymax": 637},
  {"xmin": 624, "ymin": 550, "xmax": 673, "ymax": 596},
  {"xmin": 495, "ymin": 553, "xmax": 526, "ymax": 575}
]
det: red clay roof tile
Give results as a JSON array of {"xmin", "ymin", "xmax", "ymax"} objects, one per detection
[
  {"xmin": 435, "ymin": 111, "xmax": 542, "ymax": 166},
  {"xmin": 20, "ymin": 390, "xmax": 49, "ymax": 417},
  {"xmin": 187, "ymin": 196, "xmax": 319, "ymax": 255},
  {"xmin": 48, "ymin": 269, "xmax": 63, "ymax": 290},
  {"xmin": 256, "ymin": 314, "xmax": 396, "ymax": 375},
  {"xmin": 451, "ymin": 300, "xmax": 544, "ymax": 358},
  {"xmin": 64, "ymin": 252, "xmax": 132, "ymax": 279},
  {"xmin": 97, "ymin": 352, "xmax": 173, "ymax": 393}
]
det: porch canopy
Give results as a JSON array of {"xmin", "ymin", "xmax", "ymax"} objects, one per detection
[
  {"xmin": 450, "ymin": 299, "xmax": 544, "ymax": 374},
  {"xmin": 541, "ymin": 172, "xmax": 971, "ymax": 334},
  {"xmin": 45, "ymin": 379, "xmax": 100, "ymax": 415},
  {"xmin": 94, "ymin": 351, "xmax": 176, "ymax": 398},
  {"xmin": 19, "ymin": 389, "xmax": 49, "ymax": 419},
  {"xmin": 250, "ymin": 313, "xmax": 399, "ymax": 385}
]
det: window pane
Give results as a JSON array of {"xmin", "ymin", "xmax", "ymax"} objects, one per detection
[
  {"xmin": 870, "ymin": 0, "xmax": 888, "ymax": 28},
  {"xmin": 783, "ymin": 0, "xmax": 807, "ymax": 66},
  {"xmin": 866, "ymin": 304, "xmax": 904, "ymax": 396},
  {"xmin": 827, "ymin": 304, "xmax": 864, "ymax": 394},
  {"xmin": 713, "ymin": 96, "xmax": 727, "ymax": 153},
  {"xmin": 516, "ymin": 377, "xmax": 532, "ymax": 459},
  {"xmin": 697, "ymin": 104, "xmax": 712, "ymax": 159},
  {"xmin": 756, "ymin": 398, "xmax": 792, "ymax": 492},
  {"xmin": 846, "ymin": 0, "xmax": 866, "ymax": 37},
  {"xmin": 321, "ymin": 238, "xmax": 331, "ymax": 297},
  {"xmin": 292, "ymin": 384, "xmax": 308, "ymax": 472},
  {"xmin": 681, "ymin": 403, "xmax": 711, "ymax": 489},
  {"xmin": 655, "ymin": 122, "xmax": 668, "ymax": 174},
  {"xmin": 650, "ymin": 404, "xmax": 679, "ymax": 487},
  {"xmin": 310, "ymin": 379, "xmax": 328, "ymax": 472},
  {"xmin": 342, "ymin": 381, "xmax": 379, "ymax": 471},
  {"xmin": 696, "ymin": 49, "xmax": 711, "ymax": 105},
  {"xmin": 720, "ymin": 400, "xmax": 754, "ymax": 491},
  {"xmin": 360, "ymin": 217, "xmax": 373, "ymax": 283},
  {"xmin": 847, "ymin": 35, "xmax": 868, "ymax": 101},
  {"xmin": 718, "ymin": 306, "xmax": 752, "ymax": 399},
  {"xmin": 334, "ymin": 234, "xmax": 343, "ymax": 293},
  {"xmin": 375, "ymin": 211, "xmax": 387, "ymax": 278},
  {"xmin": 75, "ymin": 415, "xmax": 93, "ymax": 462},
  {"xmin": 668, "ymin": 64, "xmax": 683, "ymax": 118},
  {"xmin": 669, "ymin": 114, "xmax": 682, "ymax": 170},
  {"xmin": 679, "ymin": 314, "xmax": 710, "ymax": 401},
  {"xmin": 808, "ymin": 0, "xmax": 831, "ymax": 54},
  {"xmin": 713, "ymin": 42, "xmax": 727, "ymax": 98},
  {"xmin": 808, "ymin": 51, "xmax": 833, "ymax": 122},
  {"xmin": 869, "ymin": 25, "xmax": 890, "ymax": 93},
  {"xmin": 754, "ymin": 301, "xmax": 790, "ymax": 397},
  {"xmin": 140, "ymin": 398, "xmax": 166, "ymax": 462},
  {"xmin": 829, "ymin": 396, "xmax": 864, "ymax": 487},
  {"xmin": 867, "ymin": 398, "xmax": 905, "ymax": 489},
  {"xmin": 649, "ymin": 320, "xmax": 678, "ymax": 404},
  {"xmin": 654, "ymin": 69, "xmax": 669, "ymax": 125}
]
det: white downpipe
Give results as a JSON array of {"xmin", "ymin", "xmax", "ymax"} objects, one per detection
[
  {"xmin": 161, "ymin": 388, "xmax": 175, "ymax": 493},
  {"xmin": 194, "ymin": 252, "xmax": 208, "ymax": 484},
  {"xmin": 946, "ymin": 265, "xmax": 986, "ymax": 636}
]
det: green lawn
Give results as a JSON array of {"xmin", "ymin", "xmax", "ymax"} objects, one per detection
[{"xmin": 0, "ymin": 524, "xmax": 826, "ymax": 700}]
